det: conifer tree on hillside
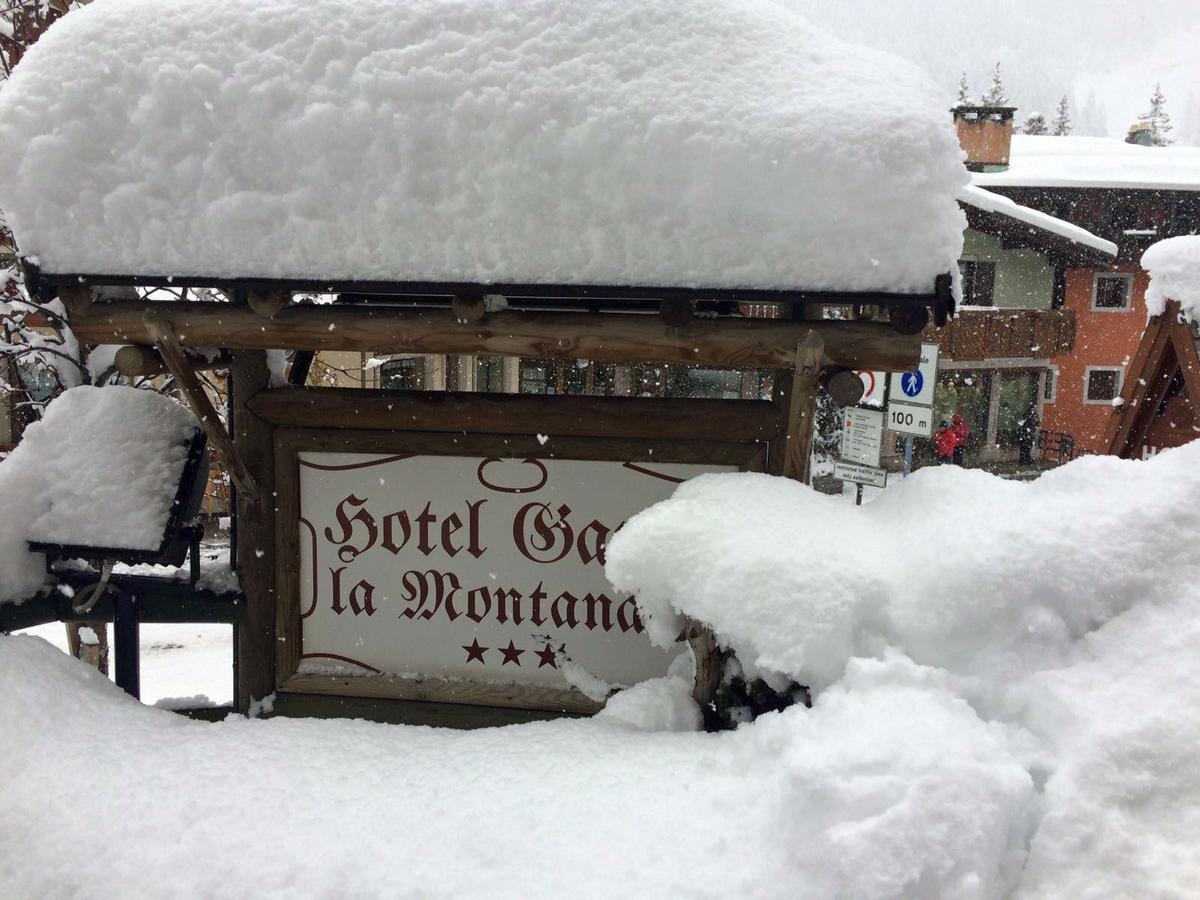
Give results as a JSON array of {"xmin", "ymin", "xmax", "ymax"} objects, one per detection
[
  {"xmin": 955, "ymin": 72, "xmax": 970, "ymax": 107},
  {"xmin": 980, "ymin": 62, "xmax": 1007, "ymax": 106},
  {"xmin": 1052, "ymin": 96, "xmax": 1073, "ymax": 136},
  {"xmin": 1141, "ymin": 83, "xmax": 1174, "ymax": 146},
  {"xmin": 1021, "ymin": 112, "xmax": 1048, "ymax": 135}
]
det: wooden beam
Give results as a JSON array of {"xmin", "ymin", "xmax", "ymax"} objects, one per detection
[
  {"xmin": 114, "ymin": 345, "xmax": 233, "ymax": 378},
  {"xmin": 230, "ymin": 351, "xmax": 276, "ymax": 714},
  {"xmin": 781, "ymin": 333, "xmax": 823, "ymax": 483},
  {"xmin": 247, "ymin": 387, "xmax": 783, "ymax": 441},
  {"xmin": 247, "ymin": 287, "xmax": 291, "ymax": 318},
  {"xmin": 68, "ymin": 300, "xmax": 920, "ymax": 372},
  {"xmin": 450, "ymin": 294, "xmax": 487, "ymax": 323},
  {"xmin": 822, "ymin": 368, "xmax": 865, "ymax": 407},
  {"xmin": 143, "ymin": 309, "xmax": 260, "ymax": 505}
]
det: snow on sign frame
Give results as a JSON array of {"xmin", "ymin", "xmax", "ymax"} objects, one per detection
[{"xmin": 273, "ymin": 425, "xmax": 762, "ymax": 715}]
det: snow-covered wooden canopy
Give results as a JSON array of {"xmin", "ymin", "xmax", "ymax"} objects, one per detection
[{"xmin": 0, "ymin": 0, "xmax": 966, "ymax": 294}]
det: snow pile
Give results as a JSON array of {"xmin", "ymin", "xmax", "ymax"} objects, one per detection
[
  {"xmin": 0, "ymin": 386, "xmax": 199, "ymax": 601},
  {"xmin": 974, "ymin": 134, "xmax": 1200, "ymax": 192},
  {"xmin": 607, "ymin": 444, "xmax": 1200, "ymax": 689},
  {"xmin": 0, "ymin": 634, "xmax": 1034, "ymax": 898},
  {"xmin": 1143, "ymin": 235, "xmax": 1200, "ymax": 320},
  {"xmin": 958, "ymin": 184, "xmax": 1117, "ymax": 258},
  {"xmin": 0, "ymin": 0, "xmax": 966, "ymax": 293},
  {"xmin": 5, "ymin": 447, "xmax": 1200, "ymax": 896}
]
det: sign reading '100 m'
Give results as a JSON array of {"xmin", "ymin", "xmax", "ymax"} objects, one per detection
[{"xmin": 297, "ymin": 453, "xmax": 731, "ymax": 691}]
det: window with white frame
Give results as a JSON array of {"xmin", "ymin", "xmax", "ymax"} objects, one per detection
[
  {"xmin": 1091, "ymin": 273, "xmax": 1132, "ymax": 311},
  {"xmin": 1083, "ymin": 366, "xmax": 1123, "ymax": 404},
  {"xmin": 1043, "ymin": 366, "xmax": 1058, "ymax": 403}
]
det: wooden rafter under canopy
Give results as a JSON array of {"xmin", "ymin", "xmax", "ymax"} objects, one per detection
[{"xmin": 1104, "ymin": 300, "xmax": 1200, "ymax": 458}]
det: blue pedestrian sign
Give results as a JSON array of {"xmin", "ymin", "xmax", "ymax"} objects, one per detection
[
  {"xmin": 888, "ymin": 343, "xmax": 939, "ymax": 408},
  {"xmin": 900, "ymin": 371, "xmax": 924, "ymax": 398}
]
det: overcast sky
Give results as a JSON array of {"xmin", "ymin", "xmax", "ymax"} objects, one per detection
[{"xmin": 783, "ymin": 0, "xmax": 1200, "ymax": 143}]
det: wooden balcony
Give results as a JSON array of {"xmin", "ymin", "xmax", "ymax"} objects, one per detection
[{"xmin": 925, "ymin": 307, "xmax": 1075, "ymax": 362}]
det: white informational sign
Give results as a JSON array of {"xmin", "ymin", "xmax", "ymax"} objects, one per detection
[
  {"xmin": 833, "ymin": 461, "xmax": 888, "ymax": 489},
  {"xmin": 856, "ymin": 370, "xmax": 886, "ymax": 408},
  {"xmin": 886, "ymin": 400, "xmax": 935, "ymax": 437},
  {"xmin": 888, "ymin": 342, "xmax": 940, "ymax": 407},
  {"xmin": 297, "ymin": 454, "xmax": 733, "ymax": 691},
  {"xmin": 841, "ymin": 407, "xmax": 884, "ymax": 467}
]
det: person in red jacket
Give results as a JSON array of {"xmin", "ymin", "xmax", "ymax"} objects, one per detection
[
  {"xmin": 951, "ymin": 413, "xmax": 970, "ymax": 465},
  {"xmin": 934, "ymin": 420, "xmax": 956, "ymax": 463}
]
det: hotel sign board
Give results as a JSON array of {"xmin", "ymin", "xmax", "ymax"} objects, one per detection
[{"xmin": 291, "ymin": 453, "xmax": 733, "ymax": 707}]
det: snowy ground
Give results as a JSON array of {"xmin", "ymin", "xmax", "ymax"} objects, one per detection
[
  {"xmin": 18, "ymin": 621, "xmax": 232, "ymax": 707},
  {"xmin": 3, "ymin": 445, "xmax": 1199, "ymax": 898}
]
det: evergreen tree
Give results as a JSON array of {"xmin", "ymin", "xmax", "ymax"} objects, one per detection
[
  {"xmin": 1021, "ymin": 112, "xmax": 1048, "ymax": 135},
  {"xmin": 1052, "ymin": 95, "xmax": 1072, "ymax": 136},
  {"xmin": 955, "ymin": 72, "xmax": 970, "ymax": 107},
  {"xmin": 979, "ymin": 62, "xmax": 1007, "ymax": 106},
  {"xmin": 1141, "ymin": 83, "xmax": 1174, "ymax": 146}
]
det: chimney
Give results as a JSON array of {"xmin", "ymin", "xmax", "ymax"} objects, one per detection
[{"xmin": 953, "ymin": 105, "xmax": 1017, "ymax": 171}]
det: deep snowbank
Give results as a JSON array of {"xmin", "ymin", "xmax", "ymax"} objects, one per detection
[
  {"xmin": 1143, "ymin": 235, "xmax": 1200, "ymax": 320},
  {"xmin": 0, "ymin": 0, "xmax": 966, "ymax": 292},
  {"xmin": 0, "ymin": 386, "xmax": 198, "ymax": 601},
  {"xmin": 606, "ymin": 442, "xmax": 1200, "ymax": 690},
  {"xmin": 4, "ymin": 446, "xmax": 1200, "ymax": 896},
  {"xmin": 0, "ymin": 634, "xmax": 1033, "ymax": 899}
]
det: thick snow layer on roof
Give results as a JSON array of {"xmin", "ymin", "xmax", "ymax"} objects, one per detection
[
  {"xmin": 7, "ymin": 445, "xmax": 1200, "ymax": 895},
  {"xmin": 958, "ymin": 184, "xmax": 1118, "ymax": 257},
  {"xmin": 1143, "ymin": 235, "xmax": 1200, "ymax": 320},
  {"xmin": 0, "ymin": 386, "xmax": 198, "ymax": 601},
  {"xmin": 974, "ymin": 135, "xmax": 1200, "ymax": 192},
  {"xmin": 0, "ymin": 0, "xmax": 966, "ymax": 293}
]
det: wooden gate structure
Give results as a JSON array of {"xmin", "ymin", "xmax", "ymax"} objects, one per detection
[{"xmin": 6, "ymin": 268, "xmax": 951, "ymax": 725}]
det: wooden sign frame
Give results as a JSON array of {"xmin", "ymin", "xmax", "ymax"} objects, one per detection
[{"xmin": 259, "ymin": 389, "xmax": 771, "ymax": 720}]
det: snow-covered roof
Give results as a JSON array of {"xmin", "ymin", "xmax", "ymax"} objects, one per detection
[
  {"xmin": 0, "ymin": 0, "xmax": 966, "ymax": 293},
  {"xmin": 0, "ymin": 387, "xmax": 200, "ymax": 602},
  {"xmin": 1143, "ymin": 236, "xmax": 1200, "ymax": 321},
  {"xmin": 974, "ymin": 135, "xmax": 1200, "ymax": 192},
  {"xmin": 958, "ymin": 185, "xmax": 1118, "ymax": 257}
]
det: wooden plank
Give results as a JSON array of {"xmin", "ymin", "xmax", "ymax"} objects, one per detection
[
  {"xmin": 44, "ymin": 271, "xmax": 942, "ymax": 309},
  {"xmin": 231, "ymin": 351, "xmax": 277, "ymax": 714},
  {"xmin": 273, "ymin": 432, "xmax": 302, "ymax": 685},
  {"xmin": 280, "ymin": 673, "xmax": 603, "ymax": 715},
  {"xmin": 1104, "ymin": 310, "xmax": 1174, "ymax": 456},
  {"xmin": 67, "ymin": 300, "xmax": 920, "ymax": 372},
  {"xmin": 274, "ymin": 427, "xmax": 766, "ymax": 470},
  {"xmin": 248, "ymin": 387, "xmax": 784, "ymax": 441},
  {"xmin": 781, "ymin": 333, "xmax": 824, "ymax": 483},
  {"xmin": 270, "ymin": 691, "xmax": 577, "ymax": 728},
  {"xmin": 143, "ymin": 309, "xmax": 260, "ymax": 505}
]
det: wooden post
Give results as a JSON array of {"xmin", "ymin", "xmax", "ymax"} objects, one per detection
[
  {"xmin": 774, "ymin": 332, "xmax": 823, "ymax": 483},
  {"xmin": 143, "ymin": 309, "xmax": 260, "ymax": 505},
  {"xmin": 230, "ymin": 351, "xmax": 276, "ymax": 714}
]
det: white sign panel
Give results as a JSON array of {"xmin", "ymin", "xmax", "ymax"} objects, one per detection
[
  {"xmin": 886, "ymin": 400, "xmax": 935, "ymax": 437},
  {"xmin": 841, "ymin": 407, "xmax": 884, "ymax": 467},
  {"xmin": 888, "ymin": 342, "xmax": 940, "ymax": 407},
  {"xmin": 856, "ymin": 370, "xmax": 886, "ymax": 408},
  {"xmin": 834, "ymin": 461, "xmax": 888, "ymax": 489},
  {"xmin": 297, "ymin": 454, "xmax": 733, "ymax": 691}
]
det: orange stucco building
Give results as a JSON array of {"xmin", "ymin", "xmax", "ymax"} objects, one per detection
[{"xmin": 1042, "ymin": 266, "xmax": 1151, "ymax": 453}]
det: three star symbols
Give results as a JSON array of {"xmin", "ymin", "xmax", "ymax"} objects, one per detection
[{"xmin": 460, "ymin": 638, "xmax": 558, "ymax": 668}]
